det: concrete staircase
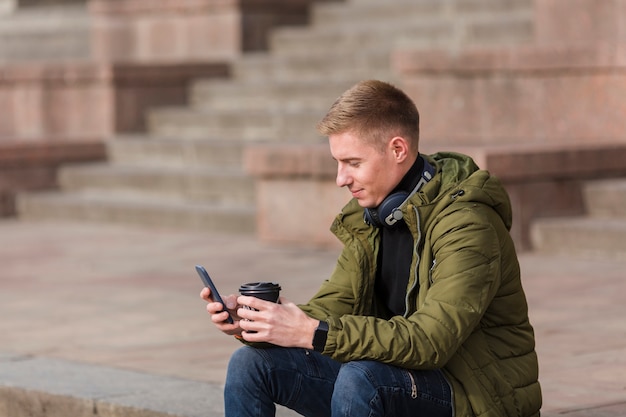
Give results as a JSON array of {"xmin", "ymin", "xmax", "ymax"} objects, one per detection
[
  {"xmin": 17, "ymin": 0, "xmax": 534, "ymax": 234},
  {"xmin": 18, "ymin": 137, "xmax": 257, "ymax": 233},
  {"xmin": 531, "ymin": 178, "xmax": 626, "ymax": 261},
  {"xmin": 0, "ymin": 3, "xmax": 90, "ymax": 63}
]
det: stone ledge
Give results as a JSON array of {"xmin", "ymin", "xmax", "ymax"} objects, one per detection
[
  {"xmin": 429, "ymin": 141, "xmax": 626, "ymax": 181},
  {"xmin": 0, "ymin": 139, "xmax": 105, "ymax": 167},
  {"xmin": 0, "ymin": 353, "xmax": 298, "ymax": 417},
  {"xmin": 88, "ymin": 0, "xmax": 320, "ymax": 15},
  {"xmin": 0, "ymin": 140, "xmax": 106, "ymax": 216},
  {"xmin": 391, "ymin": 42, "xmax": 626, "ymax": 144},
  {"xmin": 392, "ymin": 43, "xmax": 626, "ymax": 74},
  {"xmin": 0, "ymin": 61, "xmax": 229, "ymax": 88},
  {"xmin": 244, "ymin": 141, "xmax": 626, "ymax": 250},
  {"xmin": 0, "ymin": 353, "xmax": 224, "ymax": 417},
  {"xmin": 0, "ymin": 60, "xmax": 229, "ymax": 137},
  {"xmin": 88, "ymin": 0, "xmax": 238, "ymax": 15},
  {"xmin": 244, "ymin": 142, "xmax": 336, "ymax": 179},
  {"xmin": 245, "ymin": 140, "xmax": 626, "ymax": 181}
]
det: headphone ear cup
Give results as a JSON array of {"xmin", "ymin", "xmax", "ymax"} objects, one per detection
[
  {"xmin": 377, "ymin": 192, "xmax": 408, "ymax": 227},
  {"xmin": 364, "ymin": 192, "xmax": 408, "ymax": 228},
  {"xmin": 364, "ymin": 207, "xmax": 383, "ymax": 228}
]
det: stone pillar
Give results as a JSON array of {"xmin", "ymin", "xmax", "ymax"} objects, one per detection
[
  {"xmin": 88, "ymin": 0, "xmax": 242, "ymax": 63},
  {"xmin": 0, "ymin": 61, "xmax": 228, "ymax": 140}
]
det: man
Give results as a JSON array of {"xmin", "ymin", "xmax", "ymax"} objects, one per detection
[{"xmin": 202, "ymin": 80, "xmax": 542, "ymax": 417}]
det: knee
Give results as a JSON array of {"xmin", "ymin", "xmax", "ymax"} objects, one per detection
[
  {"xmin": 228, "ymin": 346, "xmax": 261, "ymax": 369},
  {"xmin": 332, "ymin": 362, "xmax": 376, "ymax": 408},
  {"xmin": 335, "ymin": 361, "xmax": 376, "ymax": 389},
  {"xmin": 225, "ymin": 346, "xmax": 265, "ymax": 387}
]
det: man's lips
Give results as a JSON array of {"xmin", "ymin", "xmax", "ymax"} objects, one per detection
[{"xmin": 350, "ymin": 188, "xmax": 363, "ymax": 198}]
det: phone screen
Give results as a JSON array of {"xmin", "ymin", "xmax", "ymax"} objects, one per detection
[{"xmin": 195, "ymin": 265, "xmax": 234, "ymax": 324}]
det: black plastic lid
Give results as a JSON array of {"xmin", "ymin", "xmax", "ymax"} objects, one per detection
[{"xmin": 239, "ymin": 282, "xmax": 281, "ymax": 294}]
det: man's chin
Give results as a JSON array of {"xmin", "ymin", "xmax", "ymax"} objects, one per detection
[
  {"xmin": 351, "ymin": 192, "xmax": 376, "ymax": 208},
  {"xmin": 356, "ymin": 200, "xmax": 376, "ymax": 209}
]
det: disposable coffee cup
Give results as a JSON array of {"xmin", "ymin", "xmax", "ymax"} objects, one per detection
[
  {"xmin": 239, "ymin": 282, "xmax": 281, "ymax": 333},
  {"xmin": 239, "ymin": 282, "xmax": 281, "ymax": 307}
]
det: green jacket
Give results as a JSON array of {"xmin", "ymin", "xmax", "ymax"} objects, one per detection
[{"xmin": 300, "ymin": 152, "xmax": 541, "ymax": 417}]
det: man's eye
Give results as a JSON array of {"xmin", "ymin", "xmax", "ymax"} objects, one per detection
[{"xmin": 349, "ymin": 161, "xmax": 360, "ymax": 167}]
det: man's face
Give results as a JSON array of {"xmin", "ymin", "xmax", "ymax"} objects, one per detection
[{"xmin": 329, "ymin": 130, "xmax": 405, "ymax": 208}]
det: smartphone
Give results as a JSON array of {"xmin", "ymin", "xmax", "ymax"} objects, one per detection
[{"xmin": 195, "ymin": 265, "xmax": 234, "ymax": 324}]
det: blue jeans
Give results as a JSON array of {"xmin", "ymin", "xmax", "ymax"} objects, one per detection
[{"xmin": 224, "ymin": 346, "xmax": 453, "ymax": 417}]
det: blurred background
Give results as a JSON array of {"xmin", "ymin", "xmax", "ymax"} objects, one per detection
[{"xmin": 1, "ymin": 0, "xmax": 625, "ymax": 257}]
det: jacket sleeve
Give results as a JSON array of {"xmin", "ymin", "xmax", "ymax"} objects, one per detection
[
  {"xmin": 319, "ymin": 203, "xmax": 503, "ymax": 370},
  {"xmin": 299, "ymin": 241, "xmax": 368, "ymax": 321}
]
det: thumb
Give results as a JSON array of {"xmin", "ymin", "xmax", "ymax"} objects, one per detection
[{"xmin": 223, "ymin": 294, "xmax": 238, "ymax": 310}]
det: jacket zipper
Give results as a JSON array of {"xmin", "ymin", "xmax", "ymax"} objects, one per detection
[
  {"xmin": 404, "ymin": 205, "xmax": 422, "ymax": 317},
  {"xmin": 407, "ymin": 371, "xmax": 418, "ymax": 399},
  {"xmin": 429, "ymin": 258, "xmax": 436, "ymax": 285}
]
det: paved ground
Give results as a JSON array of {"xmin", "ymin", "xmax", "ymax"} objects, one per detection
[{"xmin": 1, "ymin": 219, "xmax": 625, "ymax": 416}]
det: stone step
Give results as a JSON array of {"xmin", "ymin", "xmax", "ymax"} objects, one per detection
[
  {"xmin": 270, "ymin": 16, "xmax": 532, "ymax": 59},
  {"xmin": 0, "ymin": 354, "xmax": 299, "ymax": 417},
  {"xmin": 312, "ymin": 0, "xmax": 444, "ymax": 25},
  {"xmin": 458, "ymin": 12, "xmax": 534, "ymax": 46},
  {"xmin": 107, "ymin": 135, "xmax": 247, "ymax": 169},
  {"xmin": 583, "ymin": 178, "xmax": 626, "ymax": 218},
  {"xmin": 58, "ymin": 163, "xmax": 255, "ymax": 206},
  {"xmin": 269, "ymin": 20, "xmax": 453, "ymax": 56},
  {"xmin": 17, "ymin": 192, "xmax": 257, "ymax": 234},
  {"xmin": 530, "ymin": 217, "xmax": 626, "ymax": 261},
  {"xmin": 190, "ymin": 79, "xmax": 354, "ymax": 112},
  {"xmin": 146, "ymin": 107, "xmax": 273, "ymax": 141},
  {"xmin": 530, "ymin": 178, "xmax": 626, "ymax": 260},
  {"xmin": 314, "ymin": 0, "xmax": 532, "ymax": 29},
  {"xmin": 0, "ymin": 4, "xmax": 90, "ymax": 63},
  {"xmin": 345, "ymin": 0, "xmax": 529, "ymax": 9},
  {"xmin": 146, "ymin": 107, "xmax": 325, "ymax": 142},
  {"xmin": 272, "ymin": 1, "xmax": 532, "ymax": 55},
  {"xmin": 231, "ymin": 50, "xmax": 395, "ymax": 83}
]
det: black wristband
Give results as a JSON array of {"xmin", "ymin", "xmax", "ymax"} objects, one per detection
[{"xmin": 312, "ymin": 320, "xmax": 329, "ymax": 352}]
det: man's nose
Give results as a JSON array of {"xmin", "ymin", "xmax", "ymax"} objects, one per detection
[{"xmin": 336, "ymin": 165, "xmax": 350, "ymax": 187}]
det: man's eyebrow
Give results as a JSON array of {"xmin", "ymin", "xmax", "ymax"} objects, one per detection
[{"xmin": 334, "ymin": 157, "xmax": 361, "ymax": 163}]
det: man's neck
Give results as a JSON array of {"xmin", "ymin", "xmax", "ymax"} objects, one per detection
[{"xmin": 394, "ymin": 153, "xmax": 424, "ymax": 194}]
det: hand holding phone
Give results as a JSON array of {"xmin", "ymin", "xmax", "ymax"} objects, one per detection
[{"xmin": 196, "ymin": 265, "xmax": 234, "ymax": 324}]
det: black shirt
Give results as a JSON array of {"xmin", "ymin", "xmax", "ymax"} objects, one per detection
[{"xmin": 375, "ymin": 156, "xmax": 424, "ymax": 316}]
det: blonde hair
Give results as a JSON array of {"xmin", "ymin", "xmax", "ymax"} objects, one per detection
[{"xmin": 316, "ymin": 80, "xmax": 420, "ymax": 153}]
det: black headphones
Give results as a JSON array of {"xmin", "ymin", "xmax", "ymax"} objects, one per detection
[
  {"xmin": 364, "ymin": 156, "xmax": 435, "ymax": 229},
  {"xmin": 364, "ymin": 192, "xmax": 408, "ymax": 228}
]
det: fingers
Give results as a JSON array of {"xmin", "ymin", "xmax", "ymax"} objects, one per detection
[
  {"xmin": 222, "ymin": 294, "xmax": 238, "ymax": 310},
  {"xmin": 237, "ymin": 295, "xmax": 276, "ymax": 312},
  {"xmin": 200, "ymin": 287, "xmax": 211, "ymax": 301},
  {"xmin": 236, "ymin": 296, "xmax": 284, "ymax": 329},
  {"xmin": 210, "ymin": 309, "xmax": 232, "ymax": 325},
  {"xmin": 199, "ymin": 287, "xmax": 242, "ymax": 336}
]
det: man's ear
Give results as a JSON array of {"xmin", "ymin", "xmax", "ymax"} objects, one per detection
[{"xmin": 389, "ymin": 136, "xmax": 410, "ymax": 162}]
